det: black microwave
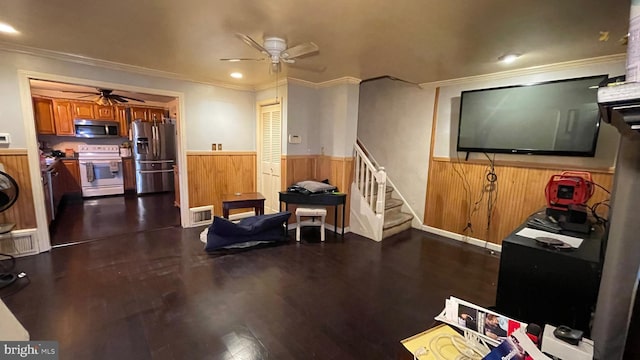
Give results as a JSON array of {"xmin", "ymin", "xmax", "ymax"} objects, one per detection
[{"xmin": 74, "ymin": 119, "xmax": 120, "ymax": 138}]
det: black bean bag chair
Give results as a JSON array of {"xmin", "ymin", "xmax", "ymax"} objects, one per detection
[{"xmin": 204, "ymin": 211, "xmax": 291, "ymax": 252}]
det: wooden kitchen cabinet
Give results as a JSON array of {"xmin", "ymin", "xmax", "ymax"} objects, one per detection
[
  {"xmin": 130, "ymin": 107, "xmax": 148, "ymax": 121},
  {"xmin": 33, "ymin": 98, "xmax": 56, "ymax": 135},
  {"xmin": 115, "ymin": 106, "xmax": 129, "ymax": 137},
  {"xmin": 61, "ymin": 159, "xmax": 81, "ymax": 194},
  {"xmin": 53, "ymin": 100, "xmax": 74, "ymax": 136},
  {"xmin": 122, "ymin": 157, "xmax": 136, "ymax": 191},
  {"xmin": 148, "ymin": 108, "xmax": 165, "ymax": 122},
  {"xmin": 72, "ymin": 102, "xmax": 95, "ymax": 119},
  {"xmin": 94, "ymin": 105, "xmax": 115, "ymax": 120},
  {"xmin": 173, "ymin": 165, "xmax": 180, "ymax": 207}
]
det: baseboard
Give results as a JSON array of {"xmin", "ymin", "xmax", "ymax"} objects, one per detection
[{"xmin": 420, "ymin": 225, "xmax": 502, "ymax": 253}]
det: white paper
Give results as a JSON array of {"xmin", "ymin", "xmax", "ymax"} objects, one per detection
[
  {"xmin": 516, "ymin": 227, "xmax": 584, "ymax": 248},
  {"xmin": 511, "ymin": 327, "xmax": 552, "ymax": 360}
]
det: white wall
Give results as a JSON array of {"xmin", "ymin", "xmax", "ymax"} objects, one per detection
[
  {"xmin": 432, "ymin": 59, "xmax": 625, "ymax": 168},
  {"xmin": 318, "ymin": 83, "xmax": 360, "ymax": 157},
  {"xmin": 286, "ymin": 83, "xmax": 318, "ymax": 155},
  {"xmin": 357, "ymin": 78, "xmax": 435, "ymax": 222},
  {"xmin": 0, "ymin": 50, "xmax": 256, "ymax": 151}
]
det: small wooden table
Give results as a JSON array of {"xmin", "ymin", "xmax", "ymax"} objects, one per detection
[{"xmin": 222, "ymin": 192, "xmax": 266, "ymax": 219}]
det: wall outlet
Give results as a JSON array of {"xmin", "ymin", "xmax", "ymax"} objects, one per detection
[
  {"xmin": 211, "ymin": 143, "xmax": 217, "ymax": 151},
  {"xmin": 217, "ymin": 144, "xmax": 222, "ymax": 151}
]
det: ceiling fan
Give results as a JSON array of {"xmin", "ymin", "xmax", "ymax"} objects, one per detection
[
  {"xmin": 220, "ymin": 33, "xmax": 325, "ymax": 73},
  {"xmin": 62, "ymin": 88, "xmax": 146, "ymax": 106}
]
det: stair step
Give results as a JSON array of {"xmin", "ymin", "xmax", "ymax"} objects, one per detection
[
  {"xmin": 384, "ymin": 198, "xmax": 403, "ymax": 215},
  {"xmin": 383, "ymin": 211, "xmax": 413, "ymax": 229},
  {"xmin": 382, "ymin": 212, "xmax": 413, "ymax": 239}
]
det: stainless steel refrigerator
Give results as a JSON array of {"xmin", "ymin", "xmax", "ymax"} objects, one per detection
[{"xmin": 132, "ymin": 120, "xmax": 176, "ymax": 194}]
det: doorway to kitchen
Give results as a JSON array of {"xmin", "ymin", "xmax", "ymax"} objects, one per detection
[{"xmin": 29, "ymin": 78, "xmax": 183, "ymax": 247}]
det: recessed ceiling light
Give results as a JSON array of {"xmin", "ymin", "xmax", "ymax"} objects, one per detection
[
  {"xmin": 498, "ymin": 54, "xmax": 520, "ymax": 64},
  {"xmin": 230, "ymin": 72, "xmax": 243, "ymax": 79},
  {"xmin": 0, "ymin": 22, "xmax": 18, "ymax": 34}
]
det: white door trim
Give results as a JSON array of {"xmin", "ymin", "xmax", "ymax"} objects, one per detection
[{"xmin": 17, "ymin": 70, "xmax": 191, "ymax": 253}]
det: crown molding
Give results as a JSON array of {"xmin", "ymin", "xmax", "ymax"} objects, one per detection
[
  {"xmin": 0, "ymin": 42, "xmax": 365, "ymax": 92},
  {"xmin": 286, "ymin": 76, "xmax": 362, "ymax": 89},
  {"xmin": 420, "ymin": 53, "xmax": 627, "ymax": 88},
  {"xmin": 252, "ymin": 78, "xmax": 289, "ymax": 91},
  {"xmin": 0, "ymin": 41, "xmax": 255, "ymax": 92}
]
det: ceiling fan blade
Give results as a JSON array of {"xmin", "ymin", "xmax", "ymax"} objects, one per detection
[
  {"xmin": 288, "ymin": 61, "xmax": 326, "ymax": 73},
  {"xmin": 78, "ymin": 94, "xmax": 98, "ymax": 99},
  {"xmin": 115, "ymin": 95, "xmax": 146, "ymax": 103},
  {"xmin": 111, "ymin": 95, "xmax": 130, "ymax": 103},
  {"xmin": 61, "ymin": 90, "xmax": 100, "ymax": 95},
  {"xmin": 219, "ymin": 58, "xmax": 265, "ymax": 62},
  {"xmin": 235, "ymin": 33, "xmax": 269, "ymax": 55},
  {"xmin": 281, "ymin": 42, "xmax": 319, "ymax": 59}
]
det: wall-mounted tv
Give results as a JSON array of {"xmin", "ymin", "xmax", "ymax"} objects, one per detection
[{"xmin": 456, "ymin": 74, "xmax": 608, "ymax": 157}]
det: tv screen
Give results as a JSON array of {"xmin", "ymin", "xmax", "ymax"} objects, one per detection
[{"xmin": 456, "ymin": 75, "xmax": 607, "ymax": 157}]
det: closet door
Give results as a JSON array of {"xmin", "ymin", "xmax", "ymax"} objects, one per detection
[{"xmin": 259, "ymin": 104, "xmax": 282, "ymax": 214}]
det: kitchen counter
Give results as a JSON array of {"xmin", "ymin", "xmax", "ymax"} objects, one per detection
[{"xmin": 40, "ymin": 157, "xmax": 78, "ymax": 173}]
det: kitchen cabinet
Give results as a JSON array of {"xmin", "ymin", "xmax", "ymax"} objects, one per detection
[
  {"xmin": 173, "ymin": 165, "xmax": 180, "ymax": 207},
  {"xmin": 33, "ymin": 98, "xmax": 56, "ymax": 135},
  {"xmin": 131, "ymin": 107, "xmax": 148, "ymax": 121},
  {"xmin": 61, "ymin": 159, "xmax": 81, "ymax": 194},
  {"xmin": 130, "ymin": 107, "xmax": 165, "ymax": 122},
  {"xmin": 53, "ymin": 100, "xmax": 74, "ymax": 136},
  {"xmin": 94, "ymin": 105, "xmax": 115, "ymax": 120},
  {"xmin": 42, "ymin": 174, "xmax": 53, "ymax": 224},
  {"xmin": 116, "ymin": 106, "xmax": 129, "ymax": 137},
  {"xmin": 50, "ymin": 162, "xmax": 64, "ymax": 213},
  {"xmin": 72, "ymin": 102, "xmax": 95, "ymax": 119},
  {"xmin": 122, "ymin": 157, "xmax": 136, "ymax": 191},
  {"xmin": 148, "ymin": 108, "xmax": 165, "ymax": 122}
]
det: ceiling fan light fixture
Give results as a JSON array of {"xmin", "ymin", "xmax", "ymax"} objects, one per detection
[
  {"xmin": 230, "ymin": 72, "xmax": 243, "ymax": 79},
  {"xmin": 498, "ymin": 53, "xmax": 521, "ymax": 64}
]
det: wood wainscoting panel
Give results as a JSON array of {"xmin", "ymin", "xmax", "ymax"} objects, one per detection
[
  {"xmin": 187, "ymin": 152, "xmax": 256, "ymax": 216},
  {"xmin": 424, "ymin": 158, "xmax": 613, "ymax": 244},
  {"xmin": 282, "ymin": 155, "xmax": 353, "ymax": 228},
  {"xmin": 0, "ymin": 151, "xmax": 36, "ymax": 230}
]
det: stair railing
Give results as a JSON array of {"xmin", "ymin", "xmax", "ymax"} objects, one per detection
[{"xmin": 354, "ymin": 141, "xmax": 387, "ymax": 218}]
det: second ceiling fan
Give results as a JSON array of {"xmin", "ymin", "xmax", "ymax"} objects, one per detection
[{"xmin": 221, "ymin": 33, "xmax": 325, "ymax": 73}]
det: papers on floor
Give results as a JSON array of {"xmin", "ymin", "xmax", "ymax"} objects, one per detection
[
  {"xmin": 516, "ymin": 228, "xmax": 584, "ymax": 248},
  {"xmin": 436, "ymin": 297, "xmax": 527, "ymax": 347}
]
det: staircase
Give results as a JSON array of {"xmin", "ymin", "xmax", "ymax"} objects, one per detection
[{"xmin": 350, "ymin": 141, "xmax": 414, "ymax": 241}]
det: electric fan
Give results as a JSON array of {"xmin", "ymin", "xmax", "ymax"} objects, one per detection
[
  {"xmin": 0, "ymin": 170, "xmax": 18, "ymax": 234},
  {"xmin": 0, "ymin": 170, "xmax": 19, "ymax": 289}
]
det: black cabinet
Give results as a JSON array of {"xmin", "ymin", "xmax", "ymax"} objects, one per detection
[{"xmin": 495, "ymin": 222, "xmax": 604, "ymax": 336}]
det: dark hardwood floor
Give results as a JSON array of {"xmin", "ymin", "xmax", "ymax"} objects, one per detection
[
  {"xmin": 50, "ymin": 192, "xmax": 180, "ymax": 246},
  {"xmin": 3, "ymin": 226, "xmax": 500, "ymax": 360}
]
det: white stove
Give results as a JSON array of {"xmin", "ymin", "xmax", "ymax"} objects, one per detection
[{"xmin": 77, "ymin": 145, "xmax": 124, "ymax": 197}]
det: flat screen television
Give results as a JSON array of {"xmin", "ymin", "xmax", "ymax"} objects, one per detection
[{"xmin": 456, "ymin": 74, "xmax": 608, "ymax": 157}]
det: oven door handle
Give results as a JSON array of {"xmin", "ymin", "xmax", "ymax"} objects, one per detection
[
  {"xmin": 79, "ymin": 160, "xmax": 122, "ymax": 165},
  {"xmin": 138, "ymin": 170, "xmax": 173, "ymax": 174}
]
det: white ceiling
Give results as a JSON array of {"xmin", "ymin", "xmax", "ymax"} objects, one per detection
[{"xmin": 0, "ymin": 0, "xmax": 630, "ymax": 87}]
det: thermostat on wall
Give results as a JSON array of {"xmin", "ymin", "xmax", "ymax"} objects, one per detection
[
  {"xmin": 288, "ymin": 134, "xmax": 302, "ymax": 144},
  {"xmin": 0, "ymin": 133, "xmax": 10, "ymax": 145}
]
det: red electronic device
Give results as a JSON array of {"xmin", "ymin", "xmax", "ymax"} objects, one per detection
[{"xmin": 545, "ymin": 171, "xmax": 594, "ymax": 211}]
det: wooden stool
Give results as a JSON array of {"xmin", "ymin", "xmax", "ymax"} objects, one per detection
[{"xmin": 295, "ymin": 207, "xmax": 327, "ymax": 242}]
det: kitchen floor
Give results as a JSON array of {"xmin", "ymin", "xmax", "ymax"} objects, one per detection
[{"xmin": 50, "ymin": 192, "xmax": 180, "ymax": 246}]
